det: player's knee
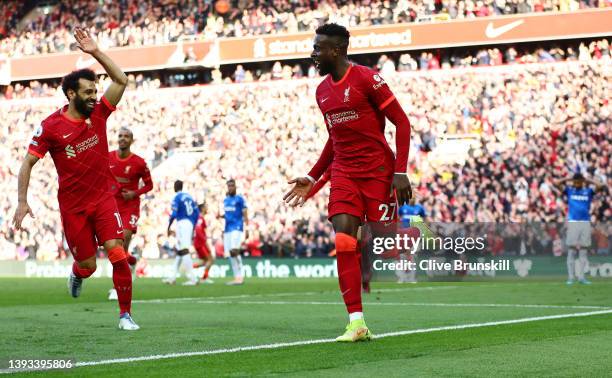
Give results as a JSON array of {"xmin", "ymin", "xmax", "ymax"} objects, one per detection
[
  {"xmin": 331, "ymin": 214, "xmax": 360, "ymax": 236},
  {"xmin": 107, "ymin": 244, "xmax": 128, "ymax": 264},
  {"xmin": 77, "ymin": 259, "xmax": 97, "ymax": 271},
  {"xmin": 335, "ymin": 232, "xmax": 358, "ymax": 253},
  {"xmin": 104, "ymin": 238, "xmax": 124, "ymax": 251}
]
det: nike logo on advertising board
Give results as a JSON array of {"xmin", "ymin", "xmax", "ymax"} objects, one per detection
[{"xmin": 485, "ymin": 19, "xmax": 524, "ymax": 38}]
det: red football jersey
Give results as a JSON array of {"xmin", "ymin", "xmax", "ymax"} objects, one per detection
[
  {"xmin": 28, "ymin": 97, "xmax": 117, "ymax": 213},
  {"xmin": 193, "ymin": 214, "xmax": 207, "ymax": 249},
  {"xmin": 109, "ymin": 150, "xmax": 153, "ymax": 210},
  {"xmin": 314, "ymin": 64, "xmax": 396, "ymax": 178}
]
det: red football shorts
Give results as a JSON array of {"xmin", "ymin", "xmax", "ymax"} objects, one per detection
[
  {"xmin": 328, "ymin": 175, "xmax": 398, "ymax": 222},
  {"xmin": 61, "ymin": 196, "xmax": 123, "ymax": 262},
  {"xmin": 118, "ymin": 205, "xmax": 140, "ymax": 233},
  {"xmin": 195, "ymin": 244, "xmax": 211, "ymax": 259}
]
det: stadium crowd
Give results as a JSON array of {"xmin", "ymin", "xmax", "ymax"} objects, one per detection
[
  {"xmin": 0, "ymin": 0, "xmax": 608, "ymax": 57},
  {"xmin": 0, "ymin": 56, "xmax": 609, "ymax": 260},
  {"xmin": 2, "ymin": 38, "xmax": 609, "ymax": 99}
]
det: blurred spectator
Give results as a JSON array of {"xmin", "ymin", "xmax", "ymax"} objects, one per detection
[
  {"xmin": 1, "ymin": 0, "xmax": 608, "ymax": 57},
  {"xmin": 0, "ymin": 48, "xmax": 609, "ymax": 260},
  {"xmin": 397, "ymin": 53, "xmax": 418, "ymax": 71},
  {"xmin": 234, "ymin": 64, "xmax": 246, "ymax": 83}
]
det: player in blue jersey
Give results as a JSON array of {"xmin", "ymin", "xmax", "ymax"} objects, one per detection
[
  {"xmin": 220, "ymin": 179, "xmax": 248, "ymax": 285},
  {"xmin": 397, "ymin": 198, "xmax": 427, "ymax": 283},
  {"xmin": 398, "ymin": 199, "xmax": 426, "ymax": 228},
  {"xmin": 164, "ymin": 180, "xmax": 200, "ymax": 285},
  {"xmin": 554, "ymin": 173, "xmax": 604, "ymax": 285}
]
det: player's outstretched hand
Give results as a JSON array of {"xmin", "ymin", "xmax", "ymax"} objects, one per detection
[
  {"xmin": 74, "ymin": 27, "xmax": 99, "ymax": 54},
  {"xmin": 12, "ymin": 202, "xmax": 34, "ymax": 231},
  {"xmin": 283, "ymin": 177, "xmax": 313, "ymax": 207},
  {"xmin": 393, "ymin": 173, "xmax": 412, "ymax": 206}
]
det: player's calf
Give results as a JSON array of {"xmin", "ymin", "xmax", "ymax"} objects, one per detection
[
  {"xmin": 67, "ymin": 273, "xmax": 83, "ymax": 298},
  {"xmin": 105, "ymin": 242, "xmax": 134, "ymax": 321}
]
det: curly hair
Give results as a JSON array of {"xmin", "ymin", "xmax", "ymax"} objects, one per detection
[
  {"xmin": 61, "ymin": 69, "xmax": 96, "ymax": 99},
  {"xmin": 315, "ymin": 23, "xmax": 350, "ymax": 49}
]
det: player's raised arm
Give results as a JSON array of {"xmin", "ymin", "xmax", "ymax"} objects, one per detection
[
  {"xmin": 74, "ymin": 27, "xmax": 128, "ymax": 106},
  {"xmin": 552, "ymin": 176, "xmax": 572, "ymax": 194},
  {"xmin": 585, "ymin": 177, "xmax": 605, "ymax": 193},
  {"xmin": 13, "ymin": 153, "xmax": 39, "ymax": 230},
  {"xmin": 284, "ymin": 137, "xmax": 333, "ymax": 207}
]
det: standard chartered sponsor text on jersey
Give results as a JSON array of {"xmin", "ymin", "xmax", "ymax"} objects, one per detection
[
  {"xmin": 329, "ymin": 110, "xmax": 359, "ymax": 124},
  {"xmin": 76, "ymin": 134, "xmax": 99, "ymax": 153}
]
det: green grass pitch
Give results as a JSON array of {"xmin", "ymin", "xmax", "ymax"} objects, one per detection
[{"xmin": 1, "ymin": 277, "xmax": 611, "ymax": 376}]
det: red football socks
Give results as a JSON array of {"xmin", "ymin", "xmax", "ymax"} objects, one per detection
[
  {"xmin": 108, "ymin": 246, "xmax": 133, "ymax": 315},
  {"xmin": 72, "ymin": 262, "xmax": 95, "ymax": 278},
  {"xmin": 335, "ymin": 232, "xmax": 363, "ymax": 314}
]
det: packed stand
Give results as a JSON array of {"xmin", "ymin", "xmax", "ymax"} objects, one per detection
[
  {"xmin": 2, "ymin": 38, "xmax": 609, "ymax": 100},
  {"xmin": 0, "ymin": 57, "xmax": 609, "ymax": 260},
  {"xmin": 1, "ymin": 0, "xmax": 609, "ymax": 57}
]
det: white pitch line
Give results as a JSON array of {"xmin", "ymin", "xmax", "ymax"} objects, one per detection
[
  {"xmin": 179, "ymin": 300, "xmax": 610, "ymax": 310},
  {"xmin": 70, "ymin": 309, "xmax": 612, "ymax": 368},
  {"xmin": 3, "ymin": 309, "xmax": 610, "ymax": 374}
]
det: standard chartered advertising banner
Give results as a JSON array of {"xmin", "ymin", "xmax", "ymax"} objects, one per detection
[
  {"xmin": 1, "ymin": 256, "xmax": 612, "ymax": 279},
  {"xmin": 216, "ymin": 8, "xmax": 611, "ymax": 63},
  {"xmin": 5, "ymin": 8, "xmax": 611, "ymax": 81}
]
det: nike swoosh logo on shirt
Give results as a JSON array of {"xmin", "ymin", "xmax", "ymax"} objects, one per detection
[
  {"xmin": 320, "ymin": 97, "xmax": 329, "ymax": 103},
  {"xmin": 485, "ymin": 19, "xmax": 524, "ymax": 39},
  {"xmin": 62, "ymin": 133, "xmax": 72, "ymax": 139}
]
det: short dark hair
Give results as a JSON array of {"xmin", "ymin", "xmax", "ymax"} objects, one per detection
[
  {"xmin": 315, "ymin": 23, "xmax": 350, "ymax": 49},
  {"xmin": 174, "ymin": 180, "xmax": 183, "ymax": 191},
  {"xmin": 119, "ymin": 127, "xmax": 133, "ymax": 138},
  {"xmin": 227, "ymin": 179, "xmax": 235, "ymax": 184},
  {"xmin": 61, "ymin": 69, "xmax": 96, "ymax": 99},
  {"xmin": 572, "ymin": 172, "xmax": 584, "ymax": 181}
]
